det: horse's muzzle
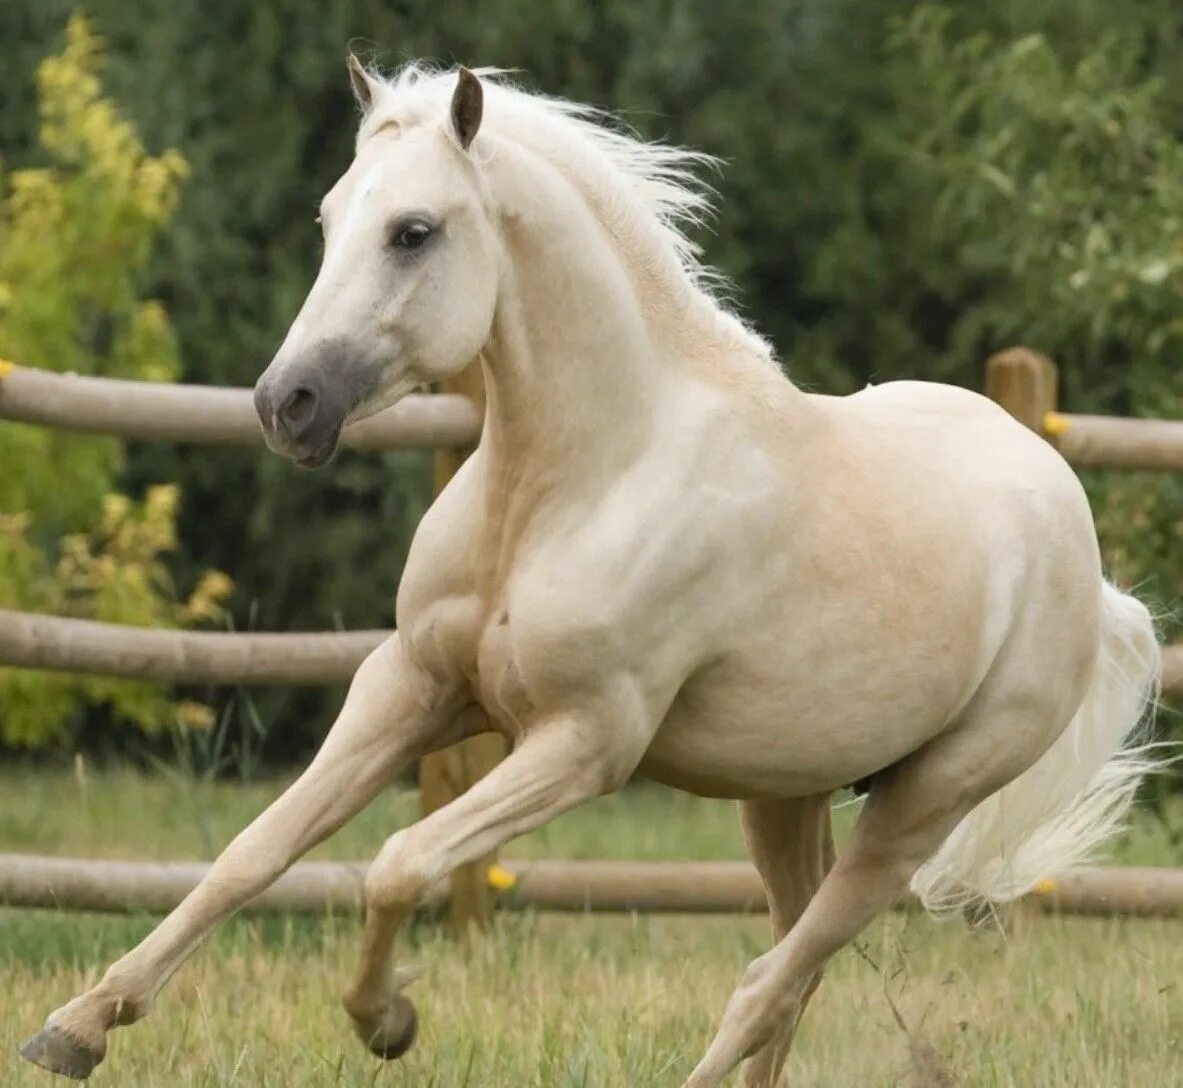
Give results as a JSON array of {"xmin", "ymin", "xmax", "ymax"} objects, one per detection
[{"xmin": 254, "ymin": 360, "xmax": 347, "ymax": 468}]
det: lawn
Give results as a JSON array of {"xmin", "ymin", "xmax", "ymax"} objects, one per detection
[{"xmin": 1, "ymin": 768, "xmax": 1180, "ymax": 1087}]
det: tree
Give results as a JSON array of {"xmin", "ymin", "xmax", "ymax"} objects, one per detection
[{"xmin": 0, "ymin": 14, "xmax": 229, "ymax": 746}]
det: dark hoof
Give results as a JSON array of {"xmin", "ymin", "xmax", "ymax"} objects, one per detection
[
  {"xmin": 20, "ymin": 1025, "xmax": 104, "ymax": 1080},
  {"xmin": 360, "ymin": 993, "xmax": 418, "ymax": 1061}
]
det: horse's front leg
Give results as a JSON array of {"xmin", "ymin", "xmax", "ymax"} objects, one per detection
[
  {"xmin": 20, "ymin": 634, "xmax": 463, "ymax": 1080},
  {"xmin": 342, "ymin": 700, "xmax": 650, "ymax": 1059}
]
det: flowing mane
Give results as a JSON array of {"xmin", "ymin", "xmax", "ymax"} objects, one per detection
[{"xmin": 356, "ymin": 63, "xmax": 774, "ymax": 362}]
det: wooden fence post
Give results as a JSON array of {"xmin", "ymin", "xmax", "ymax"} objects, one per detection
[
  {"xmin": 418, "ymin": 360, "xmax": 505, "ymax": 931},
  {"xmin": 985, "ymin": 347, "xmax": 1059, "ymax": 436}
]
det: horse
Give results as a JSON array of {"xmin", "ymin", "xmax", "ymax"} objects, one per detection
[{"xmin": 22, "ymin": 60, "xmax": 1160, "ymax": 1087}]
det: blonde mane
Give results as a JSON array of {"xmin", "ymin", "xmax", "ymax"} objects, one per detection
[{"xmin": 356, "ymin": 63, "xmax": 773, "ymax": 362}]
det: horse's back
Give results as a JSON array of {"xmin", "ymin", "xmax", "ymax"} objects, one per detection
[
  {"xmin": 841, "ymin": 379, "xmax": 1068, "ymax": 478},
  {"xmin": 829, "ymin": 379, "xmax": 1099, "ymax": 562}
]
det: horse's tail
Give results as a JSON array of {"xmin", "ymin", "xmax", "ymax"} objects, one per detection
[{"xmin": 910, "ymin": 581, "xmax": 1163, "ymax": 912}]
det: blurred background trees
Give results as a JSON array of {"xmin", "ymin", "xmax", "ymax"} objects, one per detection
[
  {"xmin": 0, "ymin": 0, "xmax": 1179, "ymax": 761},
  {"xmin": 0, "ymin": 14, "xmax": 229, "ymax": 747}
]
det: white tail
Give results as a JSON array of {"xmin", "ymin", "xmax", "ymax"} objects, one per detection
[{"xmin": 911, "ymin": 582, "xmax": 1163, "ymax": 912}]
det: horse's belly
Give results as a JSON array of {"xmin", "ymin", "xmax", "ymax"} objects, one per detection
[
  {"xmin": 638, "ymin": 734, "xmax": 837, "ymax": 800},
  {"xmin": 640, "ymin": 632, "xmax": 985, "ymax": 800},
  {"xmin": 640, "ymin": 707, "xmax": 898, "ymax": 801}
]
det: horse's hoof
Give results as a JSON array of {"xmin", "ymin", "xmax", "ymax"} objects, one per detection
[
  {"xmin": 20, "ymin": 1024, "xmax": 104, "ymax": 1080},
  {"xmin": 357, "ymin": 993, "xmax": 418, "ymax": 1060}
]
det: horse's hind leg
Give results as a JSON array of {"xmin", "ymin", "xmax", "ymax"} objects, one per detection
[
  {"xmin": 738, "ymin": 795, "xmax": 834, "ymax": 1088},
  {"xmin": 682, "ymin": 693, "xmax": 1077, "ymax": 1088}
]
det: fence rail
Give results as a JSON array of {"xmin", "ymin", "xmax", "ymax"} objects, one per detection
[
  {"xmin": 6, "ymin": 360, "xmax": 1179, "ymax": 467},
  {"xmin": 0, "ymin": 364, "xmax": 482, "ymax": 449},
  {"xmin": 1052, "ymin": 412, "xmax": 1183, "ymax": 473},
  {"xmin": 3, "ymin": 854, "xmax": 1181, "ymax": 919},
  {"xmin": 1, "ymin": 352, "xmax": 1180, "ymax": 930},
  {"xmin": 2, "ymin": 609, "xmax": 1179, "ymax": 697},
  {"xmin": 0, "ymin": 609, "xmax": 387, "ymax": 686}
]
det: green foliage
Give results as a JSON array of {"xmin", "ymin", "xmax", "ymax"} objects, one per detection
[
  {"xmin": 0, "ymin": 14, "xmax": 229, "ymax": 747},
  {"xmin": 0, "ymin": 13, "xmax": 185, "ymax": 527},
  {"xmin": 900, "ymin": 20, "xmax": 1183, "ymax": 379},
  {"xmin": 875, "ymin": 5, "xmax": 1183, "ymax": 624}
]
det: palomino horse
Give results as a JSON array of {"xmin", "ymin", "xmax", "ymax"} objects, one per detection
[{"xmin": 23, "ymin": 62, "xmax": 1160, "ymax": 1086}]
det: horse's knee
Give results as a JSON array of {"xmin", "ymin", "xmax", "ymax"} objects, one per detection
[{"xmin": 364, "ymin": 829, "xmax": 437, "ymax": 913}]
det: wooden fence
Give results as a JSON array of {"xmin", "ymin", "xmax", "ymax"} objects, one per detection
[
  {"xmin": 0, "ymin": 349, "xmax": 1180, "ymax": 924},
  {"xmin": 0, "ymin": 363, "xmax": 481, "ymax": 449},
  {"xmin": 0, "ymin": 609, "xmax": 384, "ymax": 685},
  {"xmin": 3, "ymin": 854, "xmax": 1182, "ymax": 918},
  {"xmin": 986, "ymin": 347, "xmax": 1183, "ymax": 473},
  {"xmin": 987, "ymin": 347, "xmax": 1183, "ymax": 703}
]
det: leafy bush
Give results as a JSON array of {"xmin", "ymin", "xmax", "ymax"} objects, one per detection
[
  {"xmin": 0, "ymin": 14, "xmax": 230, "ymax": 746},
  {"xmin": 883, "ymin": 6, "xmax": 1182, "ymax": 626}
]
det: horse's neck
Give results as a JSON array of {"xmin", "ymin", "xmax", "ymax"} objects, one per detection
[
  {"xmin": 478, "ymin": 156, "xmax": 676, "ymax": 515},
  {"xmin": 483, "ymin": 257, "xmax": 662, "ymax": 467},
  {"xmin": 474, "ymin": 252, "xmax": 655, "ymax": 586},
  {"xmin": 472, "ymin": 144, "xmax": 783, "ymax": 585}
]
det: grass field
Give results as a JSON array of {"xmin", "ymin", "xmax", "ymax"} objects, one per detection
[{"xmin": 2, "ymin": 768, "xmax": 1181, "ymax": 1087}]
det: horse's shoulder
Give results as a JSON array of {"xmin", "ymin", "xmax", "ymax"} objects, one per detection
[{"xmin": 398, "ymin": 454, "xmax": 482, "ymax": 619}]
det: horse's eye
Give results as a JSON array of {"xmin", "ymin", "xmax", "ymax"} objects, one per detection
[{"xmin": 392, "ymin": 222, "xmax": 432, "ymax": 251}]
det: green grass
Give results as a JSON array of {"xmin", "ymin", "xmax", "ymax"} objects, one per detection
[
  {"xmin": 0, "ymin": 767, "xmax": 753, "ymax": 863},
  {"xmin": 3, "ymin": 766, "xmax": 1178, "ymax": 864},
  {"xmin": 2, "ymin": 768, "xmax": 1181, "ymax": 1086}
]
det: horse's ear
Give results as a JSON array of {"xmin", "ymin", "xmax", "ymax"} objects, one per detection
[
  {"xmin": 346, "ymin": 53, "xmax": 377, "ymax": 112},
  {"xmin": 450, "ymin": 67, "xmax": 483, "ymax": 151}
]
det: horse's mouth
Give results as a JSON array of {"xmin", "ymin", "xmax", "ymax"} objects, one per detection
[{"xmin": 293, "ymin": 431, "xmax": 341, "ymax": 470}]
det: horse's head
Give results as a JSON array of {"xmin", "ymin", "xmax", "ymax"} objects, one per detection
[{"xmin": 254, "ymin": 61, "xmax": 497, "ymax": 467}]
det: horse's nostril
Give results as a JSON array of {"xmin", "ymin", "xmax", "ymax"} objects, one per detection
[{"xmin": 280, "ymin": 386, "xmax": 318, "ymax": 429}]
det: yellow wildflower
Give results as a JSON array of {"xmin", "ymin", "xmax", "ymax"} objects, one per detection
[{"xmin": 175, "ymin": 701, "xmax": 216, "ymax": 731}]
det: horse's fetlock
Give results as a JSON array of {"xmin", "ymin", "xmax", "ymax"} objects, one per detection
[
  {"xmin": 342, "ymin": 986, "xmax": 378, "ymax": 1023},
  {"xmin": 95, "ymin": 969, "xmax": 154, "ymax": 1026},
  {"xmin": 111, "ymin": 993, "xmax": 152, "ymax": 1026}
]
